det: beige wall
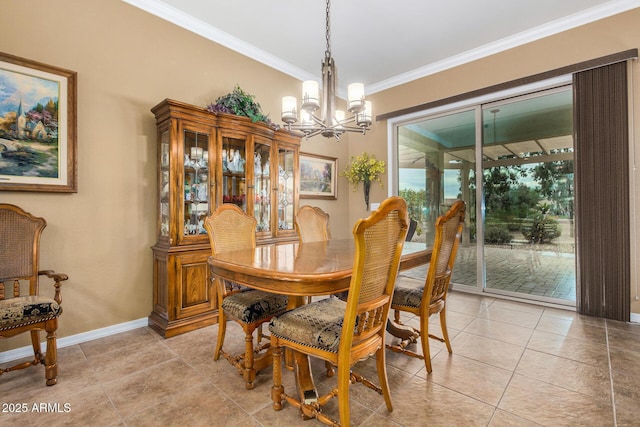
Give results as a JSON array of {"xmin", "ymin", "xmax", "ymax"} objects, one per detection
[
  {"xmin": 0, "ymin": 2, "xmax": 638, "ymax": 352},
  {"xmin": 0, "ymin": 0, "xmax": 347, "ymax": 351}
]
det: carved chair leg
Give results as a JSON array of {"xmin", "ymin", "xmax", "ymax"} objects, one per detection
[
  {"xmin": 420, "ymin": 313, "xmax": 432, "ymax": 374},
  {"xmin": 29, "ymin": 330, "xmax": 43, "ymax": 363},
  {"xmin": 440, "ymin": 308, "xmax": 452, "ymax": 353},
  {"xmin": 325, "ymin": 361, "xmax": 335, "ymax": 377},
  {"xmin": 243, "ymin": 328, "xmax": 256, "ymax": 390},
  {"xmin": 376, "ymin": 346, "xmax": 393, "ymax": 412},
  {"xmin": 337, "ymin": 361, "xmax": 351, "ymax": 427},
  {"xmin": 214, "ymin": 312, "xmax": 227, "ymax": 361},
  {"xmin": 44, "ymin": 318, "xmax": 58, "ymax": 386},
  {"xmin": 271, "ymin": 341, "xmax": 284, "ymax": 410}
]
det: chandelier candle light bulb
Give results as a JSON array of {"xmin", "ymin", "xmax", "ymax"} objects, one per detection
[
  {"xmin": 282, "ymin": 96, "xmax": 298, "ymax": 124},
  {"xmin": 347, "ymin": 83, "xmax": 365, "ymax": 113},
  {"xmin": 302, "ymin": 81, "xmax": 320, "ymax": 110}
]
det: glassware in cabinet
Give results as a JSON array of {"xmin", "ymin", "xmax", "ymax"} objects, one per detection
[
  {"xmin": 183, "ymin": 130, "xmax": 209, "ymax": 236},
  {"xmin": 278, "ymin": 146, "xmax": 296, "ymax": 231},
  {"xmin": 160, "ymin": 130, "xmax": 170, "ymax": 237},
  {"xmin": 254, "ymin": 140, "xmax": 271, "ymax": 234},
  {"xmin": 221, "ymin": 136, "xmax": 246, "ymax": 210}
]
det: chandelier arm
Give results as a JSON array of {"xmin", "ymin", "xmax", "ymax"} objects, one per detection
[
  {"xmin": 337, "ymin": 116, "xmax": 356, "ymax": 126},
  {"xmin": 340, "ymin": 125, "xmax": 370, "ymax": 132},
  {"xmin": 309, "ymin": 113, "xmax": 327, "ymax": 127}
]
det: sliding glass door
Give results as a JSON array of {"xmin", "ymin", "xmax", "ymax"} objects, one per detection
[
  {"xmin": 481, "ymin": 88, "xmax": 575, "ymax": 303},
  {"xmin": 397, "ymin": 108, "xmax": 477, "ymax": 288},
  {"xmin": 395, "ymin": 85, "xmax": 576, "ymax": 305}
]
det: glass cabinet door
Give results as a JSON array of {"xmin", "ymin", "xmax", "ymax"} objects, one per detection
[
  {"xmin": 183, "ymin": 130, "xmax": 210, "ymax": 237},
  {"xmin": 159, "ymin": 130, "xmax": 170, "ymax": 238},
  {"xmin": 222, "ymin": 136, "xmax": 247, "ymax": 211},
  {"xmin": 254, "ymin": 140, "xmax": 271, "ymax": 234},
  {"xmin": 277, "ymin": 147, "xmax": 296, "ymax": 232}
]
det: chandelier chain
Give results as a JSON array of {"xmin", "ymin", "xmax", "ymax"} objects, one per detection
[{"xmin": 325, "ymin": 0, "xmax": 331, "ymax": 54}]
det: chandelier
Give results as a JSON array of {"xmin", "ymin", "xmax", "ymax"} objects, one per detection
[{"xmin": 281, "ymin": 0, "xmax": 372, "ymax": 140}]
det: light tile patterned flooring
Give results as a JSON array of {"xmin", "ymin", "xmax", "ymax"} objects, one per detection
[{"xmin": 1, "ymin": 287, "xmax": 639, "ymax": 426}]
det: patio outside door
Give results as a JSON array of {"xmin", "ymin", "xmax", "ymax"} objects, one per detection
[{"xmin": 396, "ymin": 86, "xmax": 576, "ymax": 305}]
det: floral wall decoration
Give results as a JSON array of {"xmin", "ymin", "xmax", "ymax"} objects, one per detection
[{"xmin": 340, "ymin": 152, "xmax": 385, "ymax": 210}]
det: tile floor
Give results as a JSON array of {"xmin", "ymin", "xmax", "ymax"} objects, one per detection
[{"xmin": 1, "ymin": 285, "xmax": 639, "ymax": 426}]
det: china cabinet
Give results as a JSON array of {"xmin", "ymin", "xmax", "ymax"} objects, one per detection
[{"xmin": 149, "ymin": 99, "xmax": 301, "ymax": 337}]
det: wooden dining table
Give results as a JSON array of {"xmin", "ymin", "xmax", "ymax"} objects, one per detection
[{"xmin": 208, "ymin": 238, "xmax": 431, "ymax": 405}]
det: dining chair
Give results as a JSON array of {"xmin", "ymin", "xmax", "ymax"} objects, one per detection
[
  {"xmin": 387, "ymin": 200, "xmax": 466, "ymax": 373},
  {"xmin": 295, "ymin": 205, "xmax": 331, "ymax": 243},
  {"xmin": 269, "ymin": 196, "xmax": 409, "ymax": 426},
  {"xmin": 0, "ymin": 204, "xmax": 69, "ymax": 386},
  {"xmin": 295, "ymin": 205, "xmax": 331, "ymax": 306},
  {"xmin": 204, "ymin": 204, "xmax": 288, "ymax": 390}
]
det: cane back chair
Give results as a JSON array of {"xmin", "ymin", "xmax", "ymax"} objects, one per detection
[
  {"xmin": 295, "ymin": 205, "xmax": 332, "ymax": 306},
  {"xmin": 204, "ymin": 204, "xmax": 288, "ymax": 390},
  {"xmin": 295, "ymin": 205, "xmax": 331, "ymax": 243},
  {"xmin": 269, "ymin": 196, "xmax": 409, "ymax": 426},
  {"xmin": 0, "ymin": 204, "xmax": 69, "ymax": 386},
  {"xmin": 387, "ymin": 200, "xmax": 466, "ymax": 374}
]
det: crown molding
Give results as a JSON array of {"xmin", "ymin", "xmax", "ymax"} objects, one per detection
[
  {"xmin": 124, "ymin": 0, "xmax": 640, "ymax": 95},
  {"xmin": 122, "ymin": 0, "xmax": 317, "ymax": 82},
  {"xmin": 367, "ymin": 0, "xmax": 640, "ymax": 94}
]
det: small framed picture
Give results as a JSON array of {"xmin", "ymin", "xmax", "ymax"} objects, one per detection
[
  {"xmin": 0, "ymin": 52, "xmax": 77, "ymax": 192},
  {"xmin": 299, "ymin": 153, "xmax": 337, "ymax": 199}
]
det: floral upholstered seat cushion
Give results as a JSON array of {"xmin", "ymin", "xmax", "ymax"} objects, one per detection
[
  {"xmin": 0, "ymin": 296, "xmax": 62, "ymax": 331},
  {"xmin": 269, "ymin": 298, "xmax": 347, "ymax": 353},
  {"xmin": 222, "ymin": 289, "xmax": 288, "ymax": 323},
  {"xmin": 391, "ymin": 277, "xmax": 424, "ymax": 309}
]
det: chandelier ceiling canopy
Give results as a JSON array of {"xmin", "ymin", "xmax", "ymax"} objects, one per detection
[{"xmin": 281, "ymin": 0, "xmax": 372, "ymax": 140}]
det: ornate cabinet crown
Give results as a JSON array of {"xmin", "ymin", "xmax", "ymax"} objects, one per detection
[{"xmin": 149, "ymin": 99, "xmax": 301, "ymax": 337}]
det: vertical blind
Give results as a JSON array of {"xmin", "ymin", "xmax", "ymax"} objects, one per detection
[{"xmin": 573, "ymin": 61, "xmax": 630, "ymax": 321}]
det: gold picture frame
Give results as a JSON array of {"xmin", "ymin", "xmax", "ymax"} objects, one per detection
[
  {"xmin": 299, "ymin": 153, "xmax": 337, "ymax": 199},
  {"xmin": 0, "ymin": 52, "xmax": 77, "ymax": 192}
]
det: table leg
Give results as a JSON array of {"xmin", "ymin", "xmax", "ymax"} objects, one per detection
[
  {"xmin": 386, "ymin": 318, "xmax": 419, "ymax": 341},
  {"xmin": 294, "ymin": 351, "xmax": 318, "ymax": 405}
]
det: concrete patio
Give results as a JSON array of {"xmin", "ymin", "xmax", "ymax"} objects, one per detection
[{"xmin": 401, "ymin": 243, "xmax": 577, "ymax": 303}]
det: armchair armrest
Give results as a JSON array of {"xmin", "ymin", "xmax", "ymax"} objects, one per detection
[{"xmin": 38, "ymin": 270, "xmax": 69, "ymax": 304}]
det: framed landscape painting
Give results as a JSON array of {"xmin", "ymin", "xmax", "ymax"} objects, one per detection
[
  {"xmin": 299, "ymin": 153, "xmax": 337, "ymax": 199},
  {"xmin": 0, "ymin": 52, "xmax": 77, "ymax": 192}
]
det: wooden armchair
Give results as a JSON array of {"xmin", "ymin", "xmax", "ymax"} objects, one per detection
[
  {"xmin": 295, "ymin": 205, "xmax": 331, "ymax": 243},
  {"xmin": 269, "ymin": 196, "xmax": 409, "ymax": 426},
  {"xmin": 387, "ymin": 200, "xmax": 466, "ymax": 373},
  {"xmin": 0, "ymin": 204, "xmax": 69, "ymax": 386},
  {"xmin": 204, "ymin": 204, "xmax": 288, "ymax": 390}
]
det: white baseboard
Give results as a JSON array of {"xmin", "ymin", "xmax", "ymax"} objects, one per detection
[
  {"xmin": 0, "ymin": 317, "xmax": 148, "ymax": 364},
  {"xmin": 631, "ymin": 312, "xmax": 640, "ymax": 323}
]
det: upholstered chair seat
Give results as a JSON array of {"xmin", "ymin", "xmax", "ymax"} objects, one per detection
[
  {"xmin": 0, "ymin": 296, "xmax": 62, "ymax": 331},
  {"xmin": 222, "ymin": 290, "xmax": 288, "ymax": 324},
  {"xmin": 391, "ymin": 278, "xmax": 427, "ymax": 309},
  {"xmin": 270, "ymin": 298, "xmax": 347, "ymax": 352}
]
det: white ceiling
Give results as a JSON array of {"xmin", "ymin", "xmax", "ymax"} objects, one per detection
[{"xmin": 125, "ymin": 0, "xmax": 639, "ymax": 96}]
